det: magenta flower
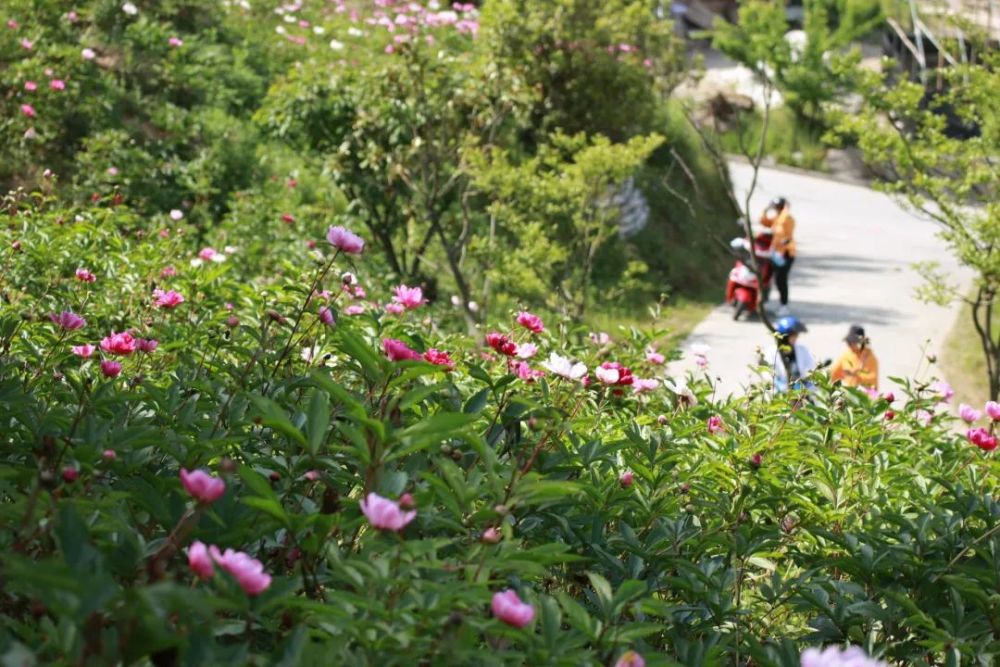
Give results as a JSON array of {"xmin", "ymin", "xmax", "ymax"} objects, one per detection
[
  {"xmin": 101, "ymin": 331, "xmax": 136, "ymax": 355},
  {"xmin": 360, "ymin": 492, "xmax": 416, "ymax": 531},
  {"xmin": 959, "ymin": 403, "xmax": 982, "ymax": 424},
  {"xmin": 510, "ymin": 360, "xmax": 544, "ymax": 383},
  {"xmin": 481, "ymin": 527, "xmax": 501, "ymax": 544},
  {"xmin": 707, "ymin": 415, "xmax": 724, "ymax": 434},
  {"xmin": 20, "ymin": 104, "xmax": 36, "ymax": 118},
  {"xmin": 491, "ymin": 590, "xmax": 534, "ymax": 628},
  {"xmin": 615, "ymin": 651, "xmax": 646, "ymax": 667},
  {"xmin": 24, "ymin": 81, "xmax": 37, "ymax": 91},
  {"xmin": 344, "ymin": 304, "xmax": 365, "ymax": 316},
  {"xmin": 102, "ymin": 449, "xmax": 117, "ymax": 461},
  {"xmin": 486, "ymin": 332, "xmax": 517, "ymax": 357},
  {"xmin": 209, "ymin": 546, "xmax": 272, "ymax": 596},
  {"xmin": 71, "ymin": 344, "xmax": 96, "ymax": 358},
  {"xmin": 986, "ymin": 401, "xmax": 1000, "ymax": 421},
  {"xmin": 318, "ymin": 306, "xmax": 335, "ymax": 326},
  {"xmin": 49, "ymin": 79, "xmax": 65, "ymax": 91},
  {"xmin": 392, "ymin": 284, "xmax": 426, "ymax": 310},
  {"xmin": 800, "ymin": 646, "xmax": 885, "ymax": 667},
  {"xmin": 100, "ymin": 360, "xmax": 122, "ymax": 378},
  {"xmin": 198, "ymin": 247, "xmax": 218, "ymax": 261},
  {"xmin": 75, "ymin": 268, "xmax": 96, "ymax": 282},
  {"xmin": 967, "ymin": 427, "xmax": 998, "ymax": 452},
  {"xmin": 153, "ymin": 289, "xmax": 185, "ymax": 309},
  {"xmin": 179, "ymin": 468, "xmax": 226, "ymax": 504},
  {"xmin": 423, "ymin": 348, "xmax": 455, "ymax": 371},
  {"xmin": 168, "ymin": 36, "xmax": 184, "ymax": 47},
  {"xmin": 160, "ymin": 265, "xmax": 177, "ymax": 278},
  {"xmin": 384, "ymin": 302, "xmax": 405, "ymax": 315},
  {"xmin": 187, "ymin": 541, "xmax": 215, "ymax": 579},
  {"xmin": 20, "ymin": 38, "xmax": 32, "ymax": 50},
  {"xmin": 382, "ymin": 338, "xmax": 422, "ymax": 362},
  {"xmin": 137, "ymin": 338, "xmax": 158, "ymax": 353},
  {"xmin": 597, "ymin": 361, "xmax": 633, "ymax": 386},
  {"xmin": 50, "ymin": 311, "xmax": 86, "ymax": 330},
  {"xmin": 516, "ymin": 311, "xmax": 544, "ymax": 333},
  {"xmin": 326, "ymin": 225, "xmax": 365, "ymax": 254},
  {"xmin": 620, "ymin": 470, "xmax": 634, "ymax": 488}
]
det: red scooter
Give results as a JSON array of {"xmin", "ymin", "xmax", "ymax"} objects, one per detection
[{"xmin": 726, "ymin": 230, "xmax": 773, "ymax": 321}]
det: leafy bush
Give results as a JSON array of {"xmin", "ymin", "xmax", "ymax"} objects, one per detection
[{"xmin": 2, "ymin": 193, "xmax": 1000, "ymax": 665}]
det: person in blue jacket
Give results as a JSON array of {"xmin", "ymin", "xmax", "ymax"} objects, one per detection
[{"xmin": 761, "ymin": 316, "xmax": 816, "ymax": 392}]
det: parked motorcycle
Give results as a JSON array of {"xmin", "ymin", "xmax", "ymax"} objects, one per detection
[{"xmin": 726, "ymin": 229, "xmax": 773, "ymax": 321}]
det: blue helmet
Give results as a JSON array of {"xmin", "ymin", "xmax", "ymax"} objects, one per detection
[{"xmin": 775, "ymin": 316, "xmax": 807, "ymax": 335}]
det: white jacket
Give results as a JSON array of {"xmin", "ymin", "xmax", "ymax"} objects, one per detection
[{"xmin": 763, "ymin": 343, "xmax": 816, "ymax": 391}]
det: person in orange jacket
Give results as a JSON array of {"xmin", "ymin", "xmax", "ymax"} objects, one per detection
[
  {"xmin": 831, "ymin": 324, "xmax": 879, "ymax": 389},
  {"xmin": 765, "ymin": 197, "xmax": 797, "ymax": 314}
]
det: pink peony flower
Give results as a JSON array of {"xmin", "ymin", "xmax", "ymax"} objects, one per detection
[
  {"xmin": 515, "ymin": 342, "xmax": 537, "ymax": 359},
  {"xmin": 800, "ymin": 646, "xmax": 885, "ymax": 667},
  {"xmin": 160, "ymin": 265, "xmax": 177, "ymax": 278},
  {"xmin": 102, "ymin": 449, "xmax": 117, "ymax": 461},
  {"xmin": 645, "ymin": 348, "xmax": 665, "ymax": 365},
  {"xmin": 384, "ymin": 302, "xmax": 405, "ymax": 315},
  {"xmin": 169, "ymin": 209, "xmax": 184, "ymax": 221},
  {"xmin": 931, "ymin": 380, "xmax": 954, "ymax": 403},
  {"xmin": 360, "ymin": 492, "xmax": 416, "ymax": 531},
  {"xmin": 915, "ymin": 409, "xmax": 933, "ymax": 426},
  {"xmin": 598, "ymin": 361, "xmax": 633, "ymax": 386},
  {"xmin": 49, "ymin": 79, "xmax": 65, "ymax": 91},
  {"xmin": 209, "ymin": 546, "xmax": 272, "ymax": 596},
  {"xmin": 707, "ymin": 415, "xmax": 724, "ymax": 434},
  {"xmin": 100, "ymin": 360, "xmax": 122, "ymax": 378},
  {"xmin": 481, "ymin": 527, "xmax": 501, "ymax": 544},
  {"xmin": 344, "ymin": 304, "xmax": 365, "ymax": 316},
  {"xmin": 382, "ymin": 338, "xmax": 422, "ymax": 362},
  {"xmin": 62, "ymin": 466, "xmax": 78, "ymax": 482},
  {"xmin": 959, "ymin": 403, "xmax": 982, "ymax": 424},
  {"xmin": 389, "ymin": 285, "xmax": 423, "ymax": 311},
  {"xmin": 510, "ymin": 360, "xmax": 544, "ymax": 382},
  {"xmin": 491, "ymin": 589, "xmax": 534, "ymax": 628},
  {"xmin": 101, "ymin": 331, "xmax": 136, "ymax": 355},
  {"xmin": 986, "ymin": 401, "xmax": 1000, "ymax": 421},
  {"xmin": 967, "ymin": 427, "xmax": 998, "ymax": 452},
  {"xmin": 71, "ymin": 344, "xmax": 96, "ymax": 358},
  {"xmin": 20, "ymin": 38, "xmax": 32, "ymax": 50},
  {"xmin": 318, "ymin": 306, "xmax": 335, "ymax": 326},
  {"xmin": 516, "ymin": 311, "xmax": 544, "ymax": 333},
  {"xmin": 615, "ymin": 651, "xmax": 646, "ymax": 667},
  {"xmin": 179, "ymin": 468, "xmax": 226, "ymax": 504},
  {"xmin": 198, "ymin": 247, "xmax": 220, "ymax": 261},
  {"xmin": 153, "ymin": 288, "xmax": 185, "ymax": 309},
  {"xmin": 81, "ymin": 48, "xmax": 96, "ymax": 60},
  {"xmin": 187, "ymin": 541, "xmax": 215, "ymax": 579},
  {"xmin": 620, "ymin": 470, "xmax": 634, "ymax": 487},
  {"xmin": 24, "ymin": 81, "xmax": 37, "ymax": 91},
  {"xmin": 50, "ymin": 311, "xmax": 86, "ymax": 330},
  {"xmin": 485, "ymin": 332, "xmax": 517, "ymax": 357},
  {"xmin": 326, "ymin": 225, "xmax": 365, "ymax": 254},
  {"xmin": 304, "ymin": 470, "xmax": 320, "ymax": 482},
  {"xmin": 632, "ymin": 378, "xmax": 659, "ymax": 394},
  {"xmin": 20, "ymin": 104, "xmax": 35, "ymax": 118},
  {"xmin": 137, "ymin": 338, "xmax": 158, "ymax": 353},
  {"xmin": 423, "ymin": 348, "xmax": 455, "ymax": 371},
  {"xmin": 75, "ymin": 268, "xmax": 96, "ymax": 282},
  {"xmin": 168, "ymin": 36, "xmax": 183, "ymax": 47}
]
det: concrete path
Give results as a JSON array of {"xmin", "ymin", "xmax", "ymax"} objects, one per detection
[{"xmin": 668, "ymin": 160, "xmax": 972, "ymax": 397}]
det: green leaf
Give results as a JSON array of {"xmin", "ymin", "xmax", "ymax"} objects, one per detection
[
  {"xmin": 250, "ymin": 395, "xmax": 306, "ymax": 447},
  {"xmin": 306, "ymin": 389, "xmax": 331, "ymax": 455}
]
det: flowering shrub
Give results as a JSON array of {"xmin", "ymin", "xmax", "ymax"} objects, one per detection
[{"xmin": 3, "ymin": 196, "xmax": 1000, "ymax": 665}]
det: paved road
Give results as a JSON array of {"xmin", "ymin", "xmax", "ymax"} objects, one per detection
[{"xmin": 668, "ymin": 161, "xmax": 971, "ymax": 397}]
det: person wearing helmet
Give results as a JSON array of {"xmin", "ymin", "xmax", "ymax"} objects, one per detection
[
  {"xmin": 765, "ymin": 197, "xmax": 796, "ymax": 315},
  {"xmin": 761, "ymin": 315, "xmax": 815, "ymax": 392},
  {"xmin": 830, "ymin": 324, "xmax": 879, "ymax": 389}
]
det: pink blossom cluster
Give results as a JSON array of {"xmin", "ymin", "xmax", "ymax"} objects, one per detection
[
  {"xmin": 360, "ymin": 492, "xmax": 416, "ymax": 531},
  {"xmin": 186, "ymin": 541, "xmax": 272, "ymax": 596},
  {"xmin": 362, "ymin": 0, "xmax": 480, "ymax": 53}
]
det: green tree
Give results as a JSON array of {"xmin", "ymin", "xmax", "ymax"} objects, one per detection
[{"xmin": 831, "ymin": 52, "xmax": 1000, "ymax": 397}]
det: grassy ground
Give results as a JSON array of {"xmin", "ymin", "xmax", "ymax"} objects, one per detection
[
  {"xmin": 716, "ymin": 107, "xmax": 829, "ymax": 173},
  {"xmin": 940, "ymin": 302, "xmax": 991, "ymax": 407}
]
